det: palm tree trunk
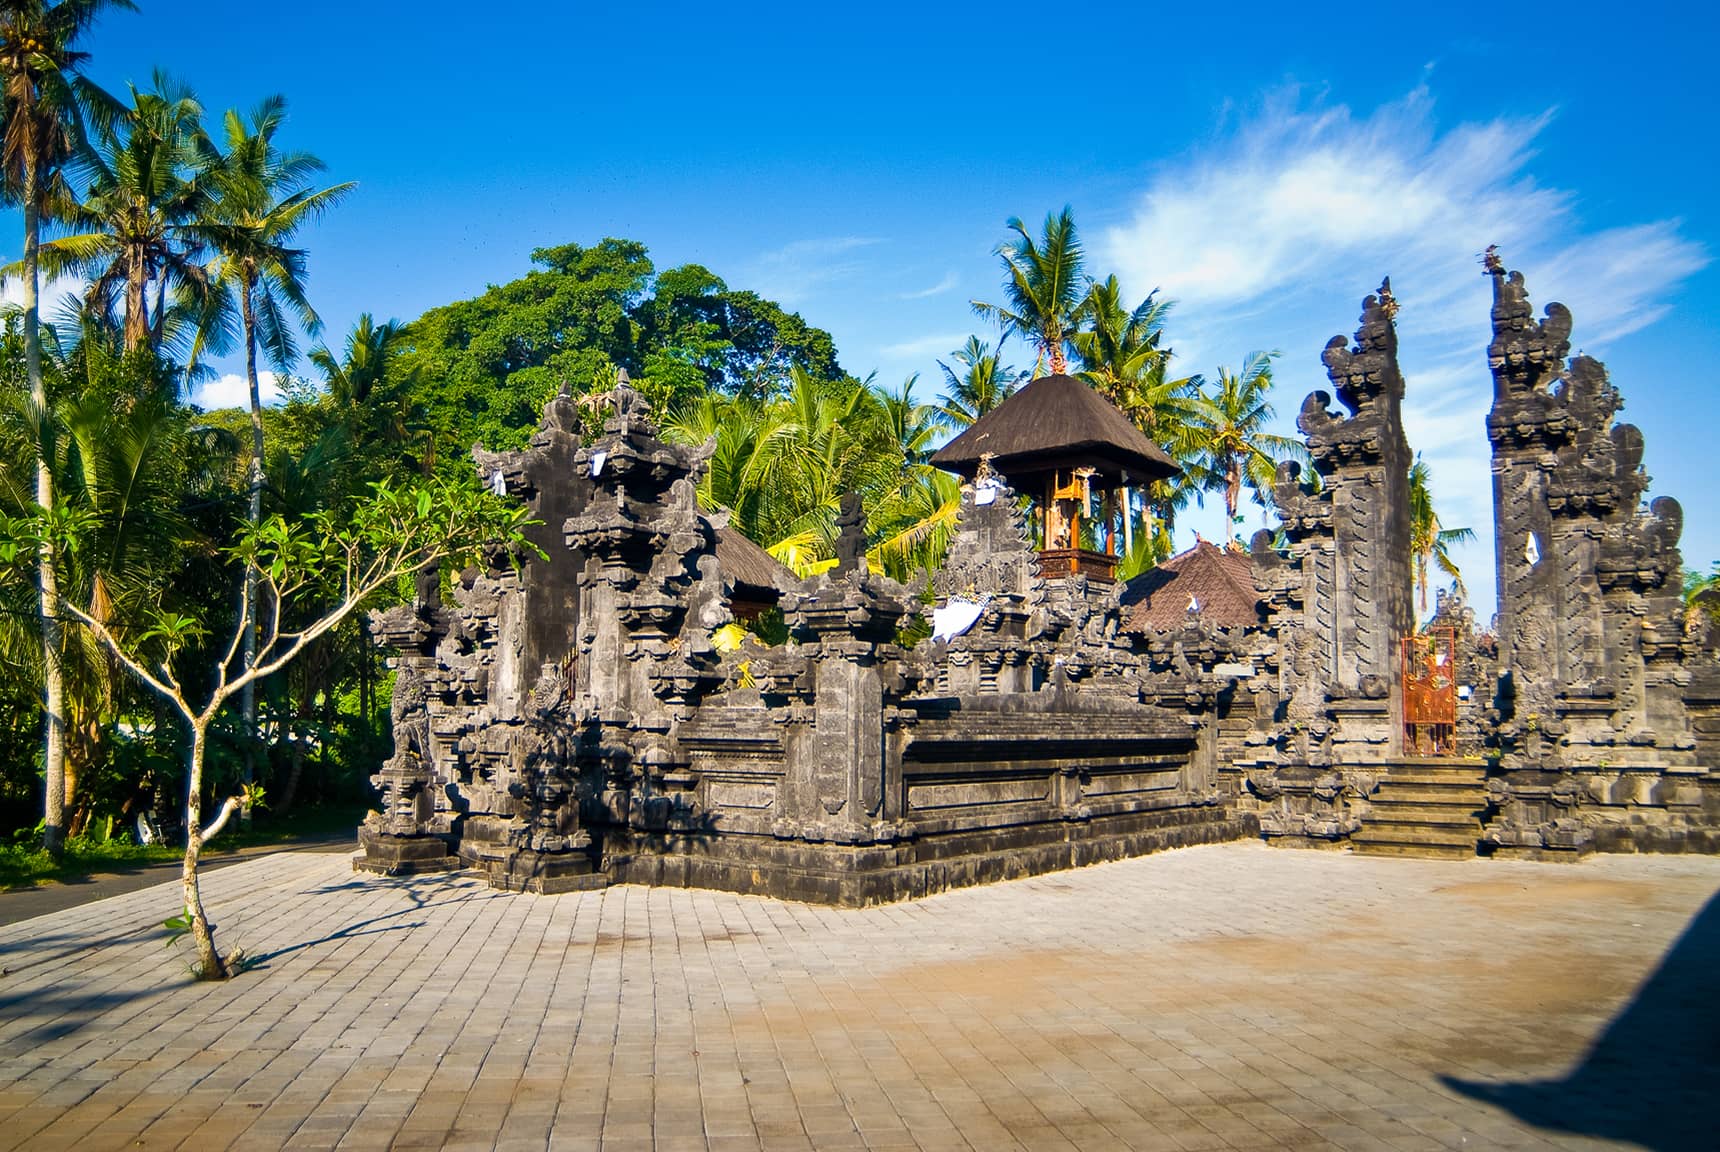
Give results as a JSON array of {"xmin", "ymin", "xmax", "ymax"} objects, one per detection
[
  {"xmin": 124, "ymin": 248, "xmax": 148, "ymax": 352},
  {"xmin": 1226, "ymin": 457, "xmax": 1242, "ymax": 530},
  {"xmin": 240, "ymin": 279, "xmax": 262, "ymax": 822},
  {"xmin": 25, "ymin": 163, "xmax": 68, "ymax": 857}
]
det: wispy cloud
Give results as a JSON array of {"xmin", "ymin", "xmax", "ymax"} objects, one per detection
[
  {"xmin": 745, "ymin": 236, "xmax": 880, "ymax": 305},
  {"xmin": 194, "ymin": 371, "xmax": 283, "ymax": 410},
  {"xmin": 1099, "ymin": 85, "xmax": 1708, "ymax": 616},
  {"xmin": 900, "ymin": 271, "xmax": 959, "ymax": 300},
  {"xmin": 878, "ymin": 332, "xmax": 970, "ymax": 362}
]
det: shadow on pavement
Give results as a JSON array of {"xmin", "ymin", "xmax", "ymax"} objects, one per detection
[{"xmin": 1444, "ymin": 888, "xmax": 1720, "ymax": 1152}]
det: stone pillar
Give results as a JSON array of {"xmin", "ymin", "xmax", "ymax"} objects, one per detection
[
  {"xmin": 773, "ymin": 501, "xmax": 914, "ymax": 844},
  {"xmin": 357, "ymin": 571, "xmax": 460, "ymax": 874}
]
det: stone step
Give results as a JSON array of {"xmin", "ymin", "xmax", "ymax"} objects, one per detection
[
  {"xmin": 1392, "ymin": 756, "xmax": 1487, "ymax": 767},
  {"xmin": 1370, "ymin": 786, "xmax": 1489, "ymax": 806},
  {"xmin": 1353, "ymin": 824, "xmax": 1482, "ymax": 850},
  {"xmin": 1352, "ymin": 839, "xmax": 1480, "ymax": 860},
  {"xmin": 1375, "ymin": 772, "xmax": 1488, "ymax": 788},
  {"xmin": 1364, "ymin": 805, "xmax": 1485, "ymax": 828}
]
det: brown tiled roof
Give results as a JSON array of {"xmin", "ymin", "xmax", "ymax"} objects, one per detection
[
  {"xmin": 1119, "ymin": 540, "xmax": 1262, "ymax": 631},
  {"xmin": 929, "ymin": 373, "xmax": 1178, "ymax": 483},
  {"xmin": 714, "ymin": 525, "xmax": 792, "ymax": 597}
]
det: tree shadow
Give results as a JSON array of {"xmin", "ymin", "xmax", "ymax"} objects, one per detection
[
  {"xmin": 243, "ymin": 881, "xmax": 489, "ymax": 967},
  {"xmin": 1443, "ymin": 888, "xmax": 1720, "ymax": 1152}
]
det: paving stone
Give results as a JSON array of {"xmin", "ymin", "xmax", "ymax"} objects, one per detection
[{"xmin": 0, "ymin": 844, "xmax": 1715, "ymax": 1150}]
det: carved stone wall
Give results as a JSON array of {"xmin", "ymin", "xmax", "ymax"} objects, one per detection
[{"xmin": 359, "ymin": 385, "xmax": 1255, "ymax": 903}]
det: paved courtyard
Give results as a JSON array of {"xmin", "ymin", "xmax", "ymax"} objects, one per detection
[{"xmin": 0, "ymin": 842, "xmax": 1714, "ymax": 1152}]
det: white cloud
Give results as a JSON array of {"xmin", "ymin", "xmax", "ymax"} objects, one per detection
[
  {"xmin": 901, "ymin": 271, "xmax": 959, "ymax": 300},
  {"xmin": 1100, "ymin": 86, "xmax": 1708, "ymax": 619},
  {"xmin": 745, "ymin": 236, "xmax": 880, "ymax": 305},
  {"xmin": 193, "ymin": 371, "xmax": 283, "ymax": 410},
  {"xmin": 878, "ymin": 332, "xmax": 970, "ymax": 362},
  {"xmin": 0, "ymin": 272, "xmax": 90, "ymax": 325}
]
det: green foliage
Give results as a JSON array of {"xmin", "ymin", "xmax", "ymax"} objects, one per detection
[
  {"xmin": 935, "ymin": 336, "xmax": 1024, "ymax": 430},
  {"xmin": 395, "ymin": 241, "xmax": 845, "ymax": 458},
  {"xmin": 661, "ymin": 368, "xmax": 956, "ymax": 581},
  {"xmin": 0, "ymin": 830, "xmax": 179, "ymax": 890},
  {"xmin": 972, "ymin": 207, "xmax": 1091, "ymax": 376},
  {"xmin": 1189, "ymin": 350, "xmax": 1306, "ymax": 533}
]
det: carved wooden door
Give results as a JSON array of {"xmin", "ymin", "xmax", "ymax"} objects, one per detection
[{"xmin": 1402, "ymin": 628, "xmax": 1457, "ymax": 755}]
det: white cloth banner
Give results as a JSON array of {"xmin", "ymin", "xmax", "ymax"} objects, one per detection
[{"xmin": 932, "ymin": 599, "xmax": 986, "ymax": 643}]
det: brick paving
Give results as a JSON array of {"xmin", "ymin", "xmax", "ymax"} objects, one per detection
[{"xmin": 0, "ymin": 841, "xmax": 1715, "ymax": 1151}]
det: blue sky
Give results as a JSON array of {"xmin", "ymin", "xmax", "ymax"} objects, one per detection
[{"xmin": 22, "ymin": 0, "xmax": 1720, "ymax": 619}]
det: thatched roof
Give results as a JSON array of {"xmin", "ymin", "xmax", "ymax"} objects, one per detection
[
  {"xmin": 1119, "ymin": 540, "xmax": 1262, "ymax": 631},
  {"xmin": 930, "ymin": 374, "xmax": 1178, "ymax": 484},
  {"xmin": 714, "ymin": 525, "xmax": 791, "ymax": 597}
]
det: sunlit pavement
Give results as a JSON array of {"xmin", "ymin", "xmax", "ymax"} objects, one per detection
[{"xmin": 1, "ymin": 840, "xmax": 1715, "ymax": 1151}]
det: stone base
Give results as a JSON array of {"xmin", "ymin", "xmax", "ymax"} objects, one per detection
[
  {"xmin": 1260, "ymin": 835, "xmax": 1351, "ymax": 850},
  {"xmin": 606, "ymin": 805, "xmax": 1254, "ymax": 906},
  {"xmin": 486, "ymin": 849, "xmax": 608, "ymax": 895},
  {"xmin": 1487, "ymin": 844, "xmax": 1588, "ymax": 863},
  {"xmin": 354, "ymin": 828, "xmax": 461, "ymax": 876}
]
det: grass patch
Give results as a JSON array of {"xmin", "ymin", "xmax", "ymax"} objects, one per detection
[{"xmin": 0, "ymin": 801, "xmax": 368, "ymax": 890}]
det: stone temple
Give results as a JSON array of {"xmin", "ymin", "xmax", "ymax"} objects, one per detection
[{"xmin": 356, "ymin": 261, "xmax": 1720, "ymax": 902}]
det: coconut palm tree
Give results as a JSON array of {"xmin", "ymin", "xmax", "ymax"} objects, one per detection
[
  {"xmin": 1408, "ymin": 454, "xmax": 1475, "ymax": 614},
  {"xmin": 1072, "ymin": 276, "xmax": 1206, "ymax": 555},
  {"xmin": 877, "ymin": 373, "xmax": 941, "ymax": 466},
  {"xmin": 185, "ymin": 95, "xmax": 352, "ymax": 800},
  {"xmin": 1190, "ymin": 351, "xmax": 1304, "ymax": 531},
  {"xmin": 934, "ymin": 335, "xmax": 1022, "ymax": 431},
  {"xmin": 32, "ymin": 71, "xmax": 208, "ymax": 354},
  {"xmin": 971, "ymin": 207, "xmax": 1090, "ymax": 377},
  {"xmin": 0, "ymin": 0, "xmax": 134, "ymax": 852}
]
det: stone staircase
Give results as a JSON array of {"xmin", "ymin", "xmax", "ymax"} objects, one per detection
[{"xmin": 1352, "ymin": 758, "xmax": 1488, "ymax": 859}]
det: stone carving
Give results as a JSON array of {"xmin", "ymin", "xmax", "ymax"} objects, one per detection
[{"xmin": 1482, "ymin": 258, "xmax": 1716, "ymax": 856}]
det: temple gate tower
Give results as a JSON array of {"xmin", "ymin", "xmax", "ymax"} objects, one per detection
[{"xmin": 1259, "ymin": 281, "xmax": 1415, "ymax": 765}]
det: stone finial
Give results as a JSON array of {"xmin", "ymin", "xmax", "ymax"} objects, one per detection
[
  {"xmin": 1487, "ymin": 263, "xmax": 1573, "ymax": 396},
  {"xmin": 1320, "ymin": 278, "xmax": 1402, "ymax": 416}
]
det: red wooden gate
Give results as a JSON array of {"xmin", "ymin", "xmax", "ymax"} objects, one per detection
[{"xmin": 1402, "ymin": 628, "xmax": 1457, "ymax": 755}]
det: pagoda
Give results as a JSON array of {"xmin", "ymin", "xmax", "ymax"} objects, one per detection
[{"xmin": 930, "ymin": 373, "xmax": 1178, "ymax": 582}]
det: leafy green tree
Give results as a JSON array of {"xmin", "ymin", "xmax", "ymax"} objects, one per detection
[
  {"xmin": 397, "ymin": 239, "xmax": 656, "ymax": 455},
  {"xmin": 32, "ymin": 70, "xmax": 207, "ymax": 353},
  {"xmin": 1190, "ymin": 351, "xmax": 1304, "ymax": 530},
  {"xmin": 869, "ymin": 375, "xmax": 959, "ymax": 581},
  {"xmin": 26, "ymin": 475, "xmax": 537, "ymax": 978},
  {"xmin": 972, "ymin": 207, "xmax": 1091, "ymax": 377},
  {"xmin": 399, "ymin": 245, "xmax": 845, "ymax": 459},
  {"xmin": 1408, "ymin": 453, "xmax": 1475, "ymax": 614},
  {"xmin": 934, "ymin": 335, "xmax": 1022, "ymax": 430},
  {"xmin": 0, "ymin": 0, "xmax": 135, "ymax": 853},
  {"xmin": 0, "ymin": 321, "xmax": 239, "ymax": 839}
]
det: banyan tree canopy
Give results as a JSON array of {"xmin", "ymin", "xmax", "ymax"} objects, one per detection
[{"xmin": 929, "ymin": 373, "xmax": 1179, "ymax": 488}]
